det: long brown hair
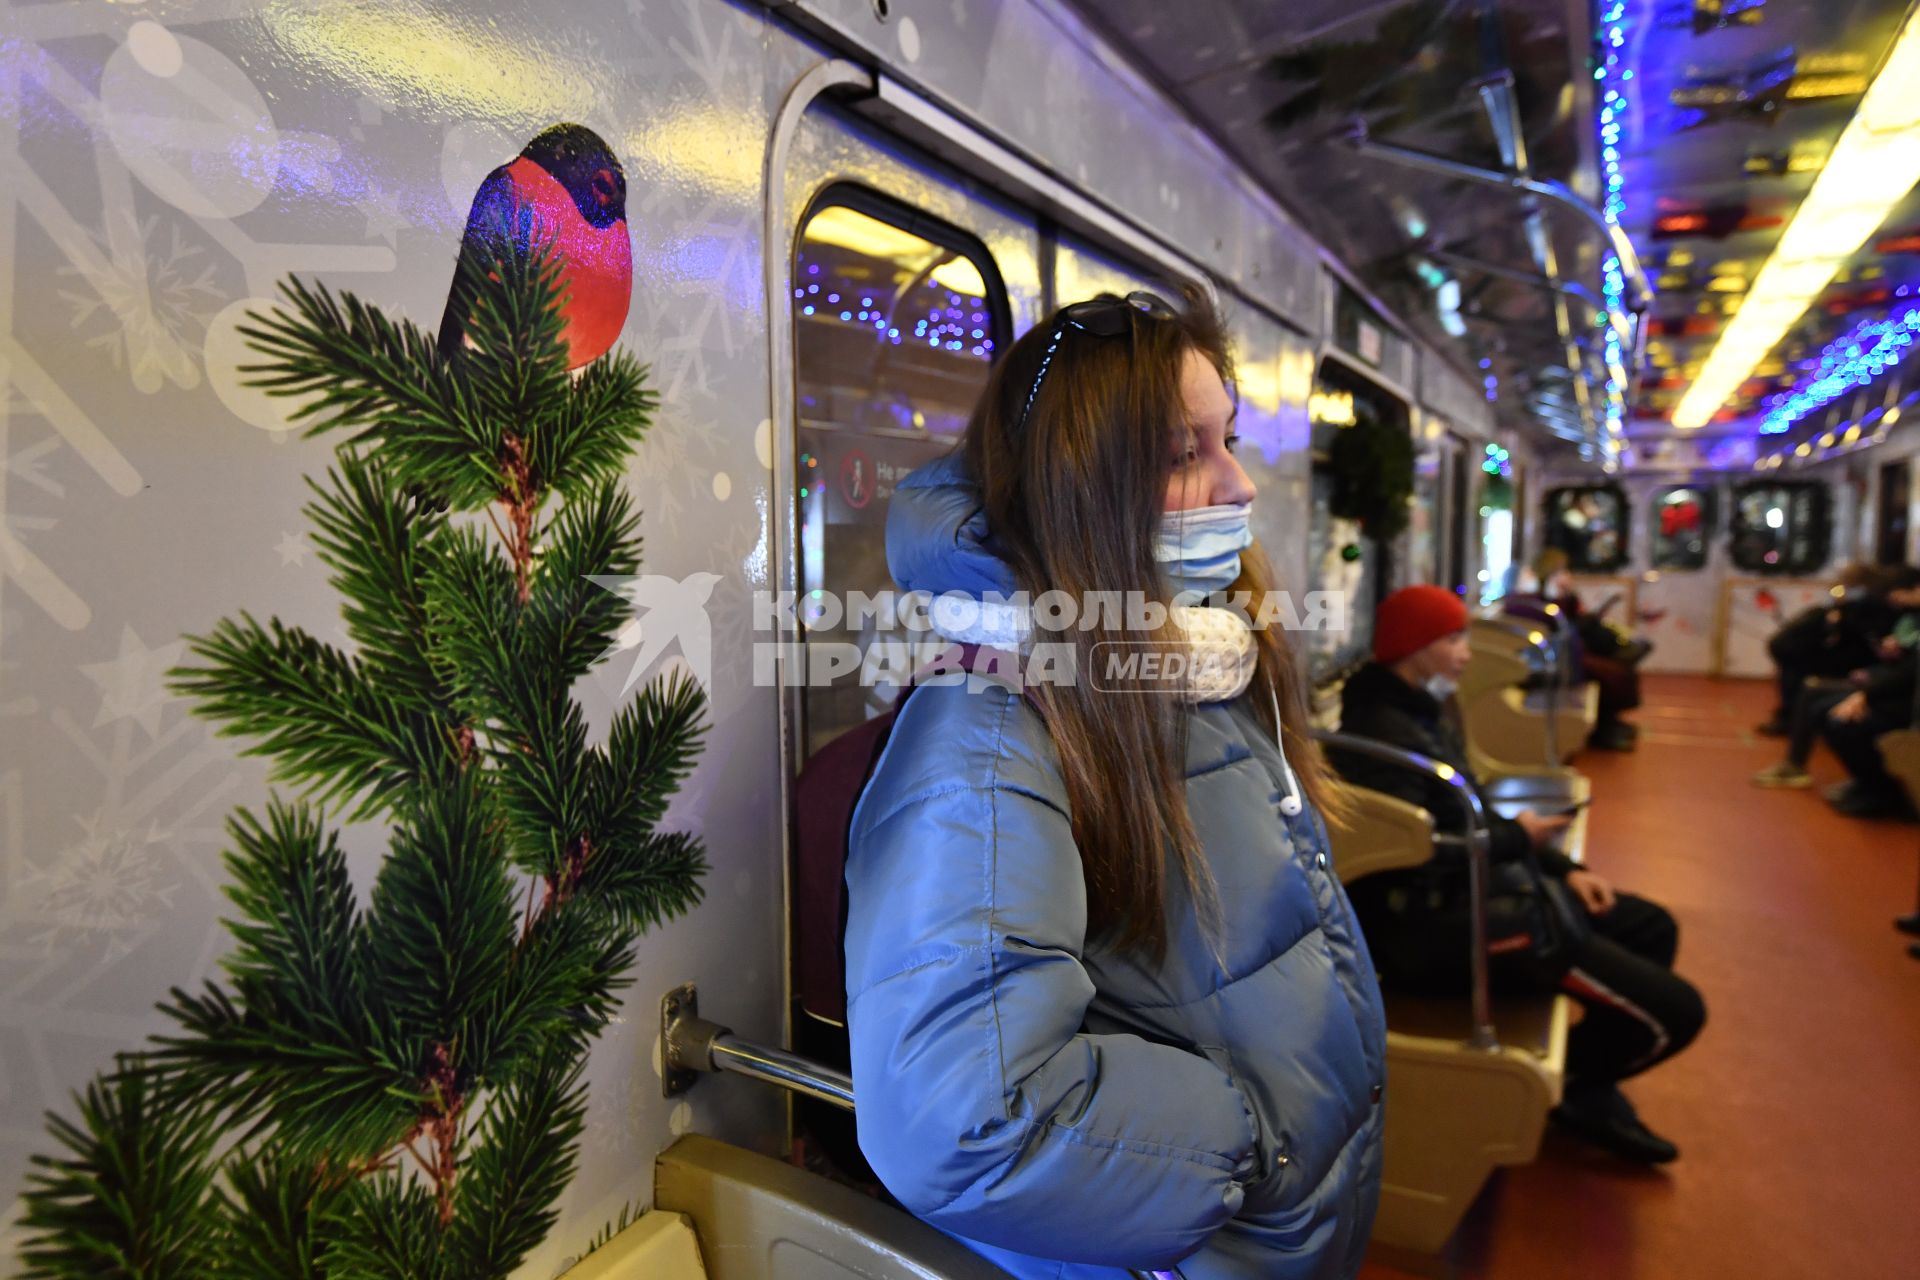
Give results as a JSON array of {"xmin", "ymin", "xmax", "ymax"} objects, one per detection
[{"xmin": 961, "ymin": 286, "xmax": 1339, "ymax": 961}]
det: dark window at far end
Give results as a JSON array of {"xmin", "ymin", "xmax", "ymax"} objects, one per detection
[
  {"xmin": 1544, "ymin": 484, "xmax": 1630, "ymax": 573},
  {"xmin": 1651, "ymin": 485, "xmax": 1716, "ymax": 571},
  {"xmin": 1731, "ymin": 482, "xmax": 1831, "ymax": 576}
]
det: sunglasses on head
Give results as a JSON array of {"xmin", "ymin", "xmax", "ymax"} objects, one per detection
[{"xmin": 1017, "ymin": 290, "xmax": 1178, "ymax": 432}]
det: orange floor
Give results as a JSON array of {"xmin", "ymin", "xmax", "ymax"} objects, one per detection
[{"xmin": 1359, "ymin": 675, "xmax": 1920, "ymax": 1280}]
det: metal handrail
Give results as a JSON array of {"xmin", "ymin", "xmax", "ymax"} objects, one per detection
[
  {"xmin": 1314, "ymin": 730, "xmax": 1499, "ymax": 1052},
  {"xmin": 661, "ymin": 983, "xmax": 854, "ymax": 1110},
  {"xmin": 658, "ymin": 988, "xmax": 1192, "ymax": 1280}
]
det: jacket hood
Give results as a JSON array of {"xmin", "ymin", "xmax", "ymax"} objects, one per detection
[{"xmin": 886, "ymin": 452, "xmax": 1020, "ymax": 601}]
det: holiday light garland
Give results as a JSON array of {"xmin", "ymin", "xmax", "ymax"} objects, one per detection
[
  {"xmin": 1595, "ymin": 0, "xmax": 1632, "ymax": 444},
  {"xmin": 1759, "ymin": 307, "xmax": 1920, "ymax": 434}
]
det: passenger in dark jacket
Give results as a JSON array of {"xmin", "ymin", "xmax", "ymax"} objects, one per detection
[
  {"xmin": 1817, "ymin": 571, "xmax": 1920, "ymax": 818},
  {"xmin": 1508, "ymin": 549, "xmax": 1641, "ymax": 751},
  {"xmin": 1753, "ymin": 568, "xmax": 1920, "ymax": 814},
  {"xmin": 1757, "ymin": 563, "xmax": 1901, "ymax": 737},
  {"xmin": 1331, "ymin": 586, "xmax": 1705, "ymax": 1166}
]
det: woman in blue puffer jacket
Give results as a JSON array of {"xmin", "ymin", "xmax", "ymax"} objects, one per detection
[{"xmin": 843, "ymin": 289, "xmax": 1388, "ymax": 1280}]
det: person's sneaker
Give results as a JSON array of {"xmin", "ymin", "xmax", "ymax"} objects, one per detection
[
  {"xmin": 1550, "ymin": 1086, "xmax": 1678, "ymax": 1164},
  {"xmin": 1755, "ymin": 715, "xmax": 1790, "ymax": 737},
  {"xmin": 1752, "ymin": 762, "xmax": 1814, "ymax": 789},
  {"xmin": 1896, "ymin": 912, "xmax": 1920, "ymax": 937}
]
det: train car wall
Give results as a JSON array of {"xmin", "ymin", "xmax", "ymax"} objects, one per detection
[
  {"xmin": 0, "ymin": 4, "xmax": 818, "ymax": 1269},
  {"xmin": 1539, "ymin": 467, "xmax": 1855, "ymax": 677},
  {"xmin": 0, "ymin": 0, "xmax": 1496, "ymax": 1269}
]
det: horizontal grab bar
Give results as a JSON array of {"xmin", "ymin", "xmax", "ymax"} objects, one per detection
[
  {"xmin": 660, "ymin": 982, "xmax": 854, "ymax": 1110},
  {"xmin": 660, "ymin": 982, "xmax": 1178, "ymax": 1280},
  {"xmin": 711, "ymin": 1033, "xmax": 855, "ymax": 1110}
]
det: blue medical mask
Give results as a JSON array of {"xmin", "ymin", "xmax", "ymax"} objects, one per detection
[{"xmin": 1154, "ymin": 503, "xmax": 1253, "ymax": 595}]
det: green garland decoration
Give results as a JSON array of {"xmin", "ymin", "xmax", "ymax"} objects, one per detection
[
  {"xmin": 1326, "ymin": 398, "xmax": 1416, "ymax": 543},
  {"xmin": 1481, "ymin": 472, "xmax": 1513, "ymax": 513}
]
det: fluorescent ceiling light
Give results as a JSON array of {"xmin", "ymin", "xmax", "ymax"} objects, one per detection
[{"xmin": 1671, "ymin": 8, "xmax": 1920, "ymax": 429}]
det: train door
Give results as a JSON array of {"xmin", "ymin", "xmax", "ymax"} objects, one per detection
[
  {"xmin": 1879, "ymin": 458, "xmax": 1912, "ymax": 564},
  {"xmin": 1306, "ymin": 355, "xmax": 1411, "ymax": 680},
  {"xmin": 1620, "ymin": 481, "xmax": 1715, "ymax": 674},
  {"xmin": 780, "ymin": 102, "xmax": 1043, "ymax": 756},
  {"xmin": 778, "ymin": 105, "xmax": 1043, "ymax": 1165}
]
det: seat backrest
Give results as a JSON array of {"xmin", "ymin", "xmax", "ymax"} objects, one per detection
[
  {"xmin": 655, "ymin": 1136, "xmax": 1009, "ymax": 1280},
  {"xmin": 1460, "ymin": 641, "xmax": 1530, "ymax": 705},
  {"xmin": 791, "ymin": 644, "xmax": 1035, "ymax": 1029},
  {"xmin": 1327, "ymin": 786, "xmax": 1437, "ymax": 885}
]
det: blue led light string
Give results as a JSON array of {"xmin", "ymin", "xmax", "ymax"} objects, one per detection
[
  {"xmin": 1594, "ymin": 0, "xmax": 1633, "ymax": 446},
  {"xmin": 1759, "ymin": 307, "xmax": 1920, "ymax": 435}
]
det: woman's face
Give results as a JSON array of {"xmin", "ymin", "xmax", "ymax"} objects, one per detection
[{"xmin": 1164, "ymin": 347, "xmax": 1256, "ymax": 513}]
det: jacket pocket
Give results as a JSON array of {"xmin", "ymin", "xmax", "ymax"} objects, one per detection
[{"xmin": 1197, "ymin": 1044, "xmax": 1287, "ymax": 1202}]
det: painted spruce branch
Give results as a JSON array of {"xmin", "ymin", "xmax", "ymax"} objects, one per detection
[{"xmin": 19, "ymin": 227, "xmax": 707, "ymax": 1280}]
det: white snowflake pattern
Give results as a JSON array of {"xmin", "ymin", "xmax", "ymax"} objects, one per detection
[
  {"xmin": 17, "ymin": 811, "xmax": 181, "ymax": 960},
  {"xmin": 56, "ymin": 212, "xmax": 223, "ymax": 393},
  {"xmin": 78, "ymin": 625, "xmax": 188, "ymax": 740}
]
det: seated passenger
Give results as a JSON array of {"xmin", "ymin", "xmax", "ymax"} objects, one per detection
[
  {"xmin": 844, "ymin": 291, "xmax": 1387, "ymax": 1279},
  {"xmin": 1756, "ymin": 563, "xmax": 1899, "ymax": 738},
  {"xmin": 1753, "ymin": 566, "xmax": 1920, "ymax": 811},
  {"xmin": 1819, "ymin": 569, "xmax": 1920, "ymax": 819},
  {"xmin": 1508, "ymin": 548, "xmax": 1642, "ymax": 751},
  {"xmin": 1332, "ymin": 585, "xmax": 1705, "ymax": 1165}
]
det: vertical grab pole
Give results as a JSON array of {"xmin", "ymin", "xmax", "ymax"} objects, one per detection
[
  {"xmin": 1540, "ymin": 603, "xmax": 1566, "ymax": 764},
  {"xmin": 1462, "ymin": 796, "xmax": 1497, "ymax": 1051},
  {"xmin": 1311, "ymin": 732, "xmax": 1500, "ymax": 1051}
]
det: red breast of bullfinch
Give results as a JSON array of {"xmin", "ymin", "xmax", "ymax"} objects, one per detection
[{"xmin": 439, "ymin": 123, "xmax": 632, "ymax": 370}]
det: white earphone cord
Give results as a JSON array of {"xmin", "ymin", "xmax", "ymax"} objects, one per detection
[{"xmin": 1266, "ymin": 684, "xmax": 1305, "ymax": 817}]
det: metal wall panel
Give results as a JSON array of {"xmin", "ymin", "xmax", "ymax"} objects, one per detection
[
  {"xmin": 765, "ymin": 0, "xmax": 1327, "ymax": 330},
  {"xmin": 0, "ymin": 3, "xmax": 819, "ymax": 1268}
]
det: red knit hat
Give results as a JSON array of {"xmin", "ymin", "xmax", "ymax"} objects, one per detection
[{"xmin": 1374, "ymin": 585, "xmax": 1470, "ymax": 665}]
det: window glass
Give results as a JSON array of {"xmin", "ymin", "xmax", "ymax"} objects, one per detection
[
  {"xmin": 1478, "ymin": 443, "xmax": 1515, "ymax": 604},
  {"xmin": 1730, "ymin": 482, "xmax": 1831, "ymax": 575},
  {"xmin": 1053, "ymin": 234, "xmax": 1175, "ymax": 309},
  {"xmin": 1651, "ymin": 485, "xmax": 1716, "ymax": 570},
  {"xmin": 1544, "ymin": 484, "xmax": 1630, "ymax": 572},
  {"xmin": 1407, "ymin": 419, "xmax": 1444, "ymax": 586},
  {"xmin": 1307, "ymin": 467, "xmax": 1376, "ymax": 681},
  {"xmin": 796, "ymin": 199, "xmax": 1004, "ymax": 439},
  {"xmin": 794, "ymin": 191, "xmax": 1009, "ymax": 757}
]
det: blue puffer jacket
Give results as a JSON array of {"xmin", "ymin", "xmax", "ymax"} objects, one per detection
[{"xmin": 844, "ymin": 455, "xmax": 1389, "ymax": 1280}]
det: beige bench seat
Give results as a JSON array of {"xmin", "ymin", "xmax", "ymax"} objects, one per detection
[{"xmin": 1327, "ymin": 785, "xmax": 1572, "ymax": 1260}]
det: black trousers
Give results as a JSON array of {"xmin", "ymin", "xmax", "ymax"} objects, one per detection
[
  {"xmin": 1823, "ymin": 708, "xmax": 1907, "ymax": 796},
  {"xmin": 1365, "ymin": 888, "xmax": 1707, "ymax": 1088},
  {"xmin": 1499, "ymin": 891, "xmax": 1706, "ymax": 1089},
  {"xmin": 1786, "ymin": 682, "xmax": 1853, "ymax": 768}
]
